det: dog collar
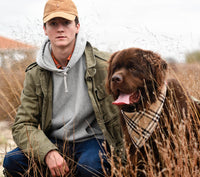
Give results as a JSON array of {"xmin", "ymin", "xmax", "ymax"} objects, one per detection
[{"xmin": 121, "ymin": 83, "xmax": 167, "ymax": 148}]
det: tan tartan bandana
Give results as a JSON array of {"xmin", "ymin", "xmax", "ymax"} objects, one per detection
[{"xmin": 121, "ymin": 83, "xmax": 167, "ymax": 148}]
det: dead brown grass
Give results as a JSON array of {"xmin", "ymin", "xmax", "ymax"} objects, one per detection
[
  {"xmin": 0, "ymin": 58, "xmax": 34, "ymax": 121},
  {"xmin": 168, "ymin": 63, "xmax": 200, "ymax": 99}
]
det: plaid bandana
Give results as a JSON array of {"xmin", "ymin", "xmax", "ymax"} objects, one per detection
[{"xmin": 121, "ymin": 83, "xmax": 167, "ymax": 148}]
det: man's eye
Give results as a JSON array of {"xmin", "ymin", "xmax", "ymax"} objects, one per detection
[
  {"xmin": 64, "ymin": 20, "xmax": 71, "ymax": 25},
  {"xmin": 50, "ymin": 22, "xmax": 57, "ymax": 26}
]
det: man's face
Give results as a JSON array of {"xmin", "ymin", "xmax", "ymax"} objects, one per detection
[{"xmin": 43, "ymin": 17, "xmax": 80, "ymax": 49}]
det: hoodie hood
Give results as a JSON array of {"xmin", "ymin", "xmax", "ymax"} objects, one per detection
[
  {"xmin": 36, "ymin": 29, "xmax": 87, "ymax": 92},
  {"xmin": 36, "ymin": 28, "xmax": 87, "ymax": 73}
]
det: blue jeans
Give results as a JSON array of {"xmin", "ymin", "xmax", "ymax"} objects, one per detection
[{"xmin": 3, "ymin": 138, "xmax": 110, "ymax": 177}]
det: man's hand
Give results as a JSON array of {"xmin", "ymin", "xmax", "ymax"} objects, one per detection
[{"xmin": 45, "ymin": 150, "xmax": 69, "ymax": 176}]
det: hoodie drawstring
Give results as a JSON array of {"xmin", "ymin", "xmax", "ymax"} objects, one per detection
[{"xmin": 64, "ymin": 71, "xmax": 68, "ymax": 93}]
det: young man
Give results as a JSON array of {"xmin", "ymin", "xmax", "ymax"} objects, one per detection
[{"xmin": 3, "ymin": 0, "xmax": 124, "ymax": 176}]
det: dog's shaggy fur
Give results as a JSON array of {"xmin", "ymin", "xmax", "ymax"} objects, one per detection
[{"xmin": 106, "ymin": 47, "xmax": 200, "ymax": 176}]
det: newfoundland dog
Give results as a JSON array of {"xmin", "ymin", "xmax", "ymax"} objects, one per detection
[{"xmin": 106, "ymin": 47, "xmax": 200, "ymax": 176}]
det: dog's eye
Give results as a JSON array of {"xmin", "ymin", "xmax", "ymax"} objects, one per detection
[
  {"xmin": 129, "ymin": 68, "xmax": 138, "ymax": 74},
  {"xmin": 126, "ymin": 61, "xmax": 134, "ymax": 67},
  {"xmin": 127, "ymin": 63, "xmax": 135, "ymax": 70},
  {"xmin": 129, "ymin": 67, "xmax": 135, "ymax": 71},
  {"xmin": 112, "ymin": 64, "xmax": 120, "ymax": 72}
]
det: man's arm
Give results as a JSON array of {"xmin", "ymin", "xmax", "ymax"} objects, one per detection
[{"xmin": 12, "ymin": 69, "xmax": 58, "ymax": 164}]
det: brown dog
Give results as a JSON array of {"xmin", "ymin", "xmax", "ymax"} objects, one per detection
[{"xmin": 106, "ymin": 47, "xmax": 200, "ymax": 176}]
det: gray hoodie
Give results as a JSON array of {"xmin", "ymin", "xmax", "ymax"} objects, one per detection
[{"xmin": 36, "ymin": 30, "xmax": 103, "ymax": 142}]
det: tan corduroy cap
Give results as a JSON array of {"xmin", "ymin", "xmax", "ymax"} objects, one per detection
[{"xmin": 43, "ymin": 0, "xmax": 78, "ymax": 23}]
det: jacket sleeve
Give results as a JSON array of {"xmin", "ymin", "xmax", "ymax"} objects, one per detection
[{"xmin": 12, "ymin": 68, "xmax": 58, "ymax": 165}]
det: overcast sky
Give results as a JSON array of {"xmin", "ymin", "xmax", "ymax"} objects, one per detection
[{"xmin": 0, "ymin": 0, "xmax": 200, "ymax": 62}]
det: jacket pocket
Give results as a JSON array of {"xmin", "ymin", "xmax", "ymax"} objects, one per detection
[
  {"xmin": 95, "ymin": 83, "xmax": 106, "ymax": 101},
  {"xmin": 95, "ymin": 84, "xmax": 123, "ymax": 148},
  {"xmin": 95, "ymin": 83, "xmax": 119, "ymax": 123}
]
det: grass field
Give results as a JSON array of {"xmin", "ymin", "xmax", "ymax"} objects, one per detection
[{"xmin": 0, "ymin": 59, "xmax": 199, "ymax": 176}]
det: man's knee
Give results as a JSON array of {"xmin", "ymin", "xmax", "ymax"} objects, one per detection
[
  {"xmin": 73, "ymin": 139, "xmax": 110, "ymax": 176},
  {"xmin": 3, "ymin": 148, "xmax": 28, "ymax": 176},
  {"xmin": 76, "ymin": 152, "xmax": 105, "ymax": 177},
  {"xmin": 3, "ymin": 150, "xmax": 18, "ymax": 170}
]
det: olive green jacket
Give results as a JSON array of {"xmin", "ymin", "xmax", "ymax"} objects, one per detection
[{"xmin": 12, "ymin": 42, "xmax": 124, "ymax": 164}]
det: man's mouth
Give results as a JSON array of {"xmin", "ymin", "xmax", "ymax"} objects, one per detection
[
  {"xmin": 112, "ymin": 90, "xmax": 141, "ymax": 105},
  {"xmin": 56, "ymin": 36, "xmax": 66, "ymax": 39}
]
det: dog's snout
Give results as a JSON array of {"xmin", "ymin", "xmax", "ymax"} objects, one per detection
[{"xmin": 112, "ymin": 74, "xmax": 123, "ymax": 83}]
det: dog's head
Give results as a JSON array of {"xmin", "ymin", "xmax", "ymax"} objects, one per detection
[{"xmin": 106, "ymin": 47, "xmax": 167, "ymax": 111}]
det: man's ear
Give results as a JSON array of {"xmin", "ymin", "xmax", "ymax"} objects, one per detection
[
  {"xmin": 43, "ymin": 25, "xmax": 48, "ymax": 36},
  {"xmin": 76, "ymin": 23, "xmax": 80, "ymax": 34}
]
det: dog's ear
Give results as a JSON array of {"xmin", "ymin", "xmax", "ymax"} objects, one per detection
[
  {"xmin": 161, "ymin": 60, "xmax": 167, "ymax": 70},
  {"xmin": 145, "ymin": 51, "xmax": 168, "ymax": 89},
  {"xmin": 106, "ymin": 51, "xmax": 119, "ymax": 94},
  {"xmin": 154, "ymin": 57, "xmax": 168, "ymax": 87}
]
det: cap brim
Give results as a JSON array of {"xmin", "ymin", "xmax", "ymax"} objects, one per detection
[{"xmin": 43, "ymin": 12, "xmax": 76, "ymax": 23}]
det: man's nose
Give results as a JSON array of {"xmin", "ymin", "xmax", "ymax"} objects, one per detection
[{"xmin": 57, "ymin": 24, "xmax": 64, "ymax": 31}]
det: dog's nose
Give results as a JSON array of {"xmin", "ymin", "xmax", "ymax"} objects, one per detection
[{"xmin": 112, "ymin": 74, "xmax": 123, "ymax": 83}]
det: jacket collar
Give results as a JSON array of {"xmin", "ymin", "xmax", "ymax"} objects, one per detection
[{"xmin": 84, "ymin": 42, "xmax": 96, "ymax": 78}]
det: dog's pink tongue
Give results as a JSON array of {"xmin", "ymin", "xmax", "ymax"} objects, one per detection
[{"xmin": 112, "ymin": 93, "xmax": 132, "ymax": 105}]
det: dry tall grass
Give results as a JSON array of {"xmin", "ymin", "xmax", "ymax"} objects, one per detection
[
  {"xmin": 0, "ymin": 58, "xmax": 34, "ymax": 121},
  {"xmin": 0, "ymin": 61, "xmax": 200, "ymax": 176},
  {"xmin": 168, "ymin": 63, "xmax": 200, "ymax": 100}
]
